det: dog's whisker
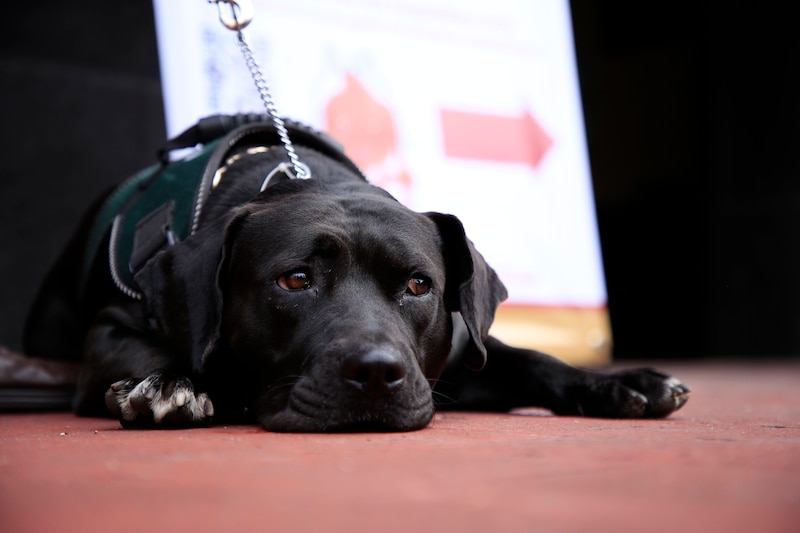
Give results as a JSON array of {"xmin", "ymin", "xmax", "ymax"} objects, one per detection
[{"xmin": 431, "ymin": 390, "xmax": 458, "ymax": 407}]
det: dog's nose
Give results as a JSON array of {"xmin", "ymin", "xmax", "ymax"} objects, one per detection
[{"xmin": 341, "ymin": 350, "xmax": 406, "ymax": 398}]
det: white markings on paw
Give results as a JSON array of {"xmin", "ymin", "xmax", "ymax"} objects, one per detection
[
  {"xmin": 628, "ymin": 389, "xmax": 649, "ymax": 416},
  {"xmin": 663, "ymin": 376, "xmax": 690, "ymax": 410},
  {"xmin": 149, "ymin": 380, "xmax": 209, "ymax": 424},
  {"xmin": 631, "ymin": 389, "xmax": 648, "ymax": 404},
  {"xmin": 114, "ymin": 373, "xmax": 214, "ymax": 426}
]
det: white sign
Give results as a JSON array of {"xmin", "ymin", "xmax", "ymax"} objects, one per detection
[{"xmin": 153, "ymin": 0, "xmax": 606, "ymax": 313}]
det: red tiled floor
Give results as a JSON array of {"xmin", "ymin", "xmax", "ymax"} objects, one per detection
[{"xmin": 1, "ymin": 361, "xmax": 799, "ymax": 533}]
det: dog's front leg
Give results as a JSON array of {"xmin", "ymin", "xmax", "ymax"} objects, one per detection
[
  {"xmin": 75, "ymin": 304, "xmax": 214, "ymax": 428},
  {"xmin": 439, "ymin": 336, "xmax": 689, "ymax": 418}
]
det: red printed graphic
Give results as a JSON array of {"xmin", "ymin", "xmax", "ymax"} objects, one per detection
[
  {"xmin": 440, "ymin": 109, "xmax": 553, "ymax": 168},
  {"xmin": 325, "ymin": 73, "xmax": 413, "ymax": 204}
]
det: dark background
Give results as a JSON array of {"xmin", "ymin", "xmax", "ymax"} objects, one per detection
[{"xmin": 1, "ymin": 1, "xmax": 797, "ymax": 359}]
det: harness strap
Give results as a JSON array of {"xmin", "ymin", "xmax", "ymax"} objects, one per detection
[{"xmin": 80, "ymin": 114, "xmax": 365, "ymax": 301}]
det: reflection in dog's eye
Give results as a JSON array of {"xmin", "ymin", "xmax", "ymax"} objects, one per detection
[
  {"xmin": 406, "ymin": 275, "xmax": 431, "ymax": 296},
  {"xmin": 277, "ymin": 269, "xmax": 313, "ymax": 291}
]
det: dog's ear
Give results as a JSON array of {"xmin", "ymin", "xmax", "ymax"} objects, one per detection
[
  {"xmin": 133, "ymin": 207, "xmax": 250, "ymax": 372},
  {"xmin": 426, "ymin": 213, "xmax": 508, "ymax": 370}
]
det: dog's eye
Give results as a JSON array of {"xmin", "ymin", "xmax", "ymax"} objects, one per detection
[
  {"xmin": 406, "ymin": 275, "xmax": 431, "ymax": 296},
  {"xmin": 277, "ymin": 269, "xmax": 312, "ymax": 291}
]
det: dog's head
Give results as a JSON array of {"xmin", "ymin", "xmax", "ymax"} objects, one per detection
[{"xmin": 135, "ymin": 158, "xmax": 506, "ymax": 431}]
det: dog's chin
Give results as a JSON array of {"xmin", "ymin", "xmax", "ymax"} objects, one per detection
[{"xmin": 258, "ymin": 403, "xmax": 435, "ymax": 433}]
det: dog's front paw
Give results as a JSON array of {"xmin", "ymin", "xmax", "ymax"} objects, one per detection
[
  {"xmin": 602, "ymin": 368, "xmax": 691, "ymax": 418},
  {"xmin": 104, "ymin": 370, "xmax": 214, "ymax": 428}
]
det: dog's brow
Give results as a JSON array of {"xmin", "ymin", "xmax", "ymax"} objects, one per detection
[
  {"xmin": 311, "ymin": 233, "xmax": 345, "ymax": 255},
  {"xmin": 365, "ymin": 235, "xmax": 437, "ymax": 274}
]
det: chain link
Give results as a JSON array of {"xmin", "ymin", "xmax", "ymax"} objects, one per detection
[
  {"xmin": 235, "ymin": 32, "xmax": 309, "ymax": 179},
  {"xmin": 211, "ymin": 0, "xmax": 309, "ymax": 179}
]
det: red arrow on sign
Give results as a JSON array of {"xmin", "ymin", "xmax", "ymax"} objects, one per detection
[{"xmin": 440, "ymin": 109, "xmax": 553, "ymax": 168}]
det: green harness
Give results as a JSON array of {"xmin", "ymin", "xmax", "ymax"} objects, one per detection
[{"xmin": 81, "ymin": 114, "xmax": 363, "ymax": 301}]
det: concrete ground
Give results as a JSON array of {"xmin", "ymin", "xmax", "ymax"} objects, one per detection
[{"xmin": 1, "ymin": 361, "xmax": 799, "ymax": 533}]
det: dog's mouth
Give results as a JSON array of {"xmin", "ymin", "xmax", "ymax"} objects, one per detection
[
  {"xmin": 263, "ymin": 410, "xmax": 433, "ymax": 433},
  {"xmin": 328, "ymin": 420, "xmax": 414, "ymax": 433},
  {"xmin": 256, "ymin": 377, "xmax": 435, "ymax": 433}
]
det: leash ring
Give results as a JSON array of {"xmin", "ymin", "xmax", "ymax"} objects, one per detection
[{"xmin": 210, "ymin": 0, "xmax": 254, "ymax": 31}]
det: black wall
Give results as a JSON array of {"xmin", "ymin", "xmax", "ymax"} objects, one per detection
[
  {"xmin": 571, "ymin": 2, "xmax": 799, "ymax": 358},
  {"xmin": 1, "ymin": 1, "xmax": 165, "ymax": 352},
  {"xmin": 2, "ymin": 1, "xmax": 797, "ymax": 359}
]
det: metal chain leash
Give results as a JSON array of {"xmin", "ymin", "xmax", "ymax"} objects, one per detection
[{"xmin": 209, "ymin": 0, "xmax": 310, "ymax": 179}]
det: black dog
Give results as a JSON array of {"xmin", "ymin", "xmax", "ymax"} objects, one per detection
[{"xmin": 24, "ymin": 116, "xmax": 689, "ymax": 431}]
